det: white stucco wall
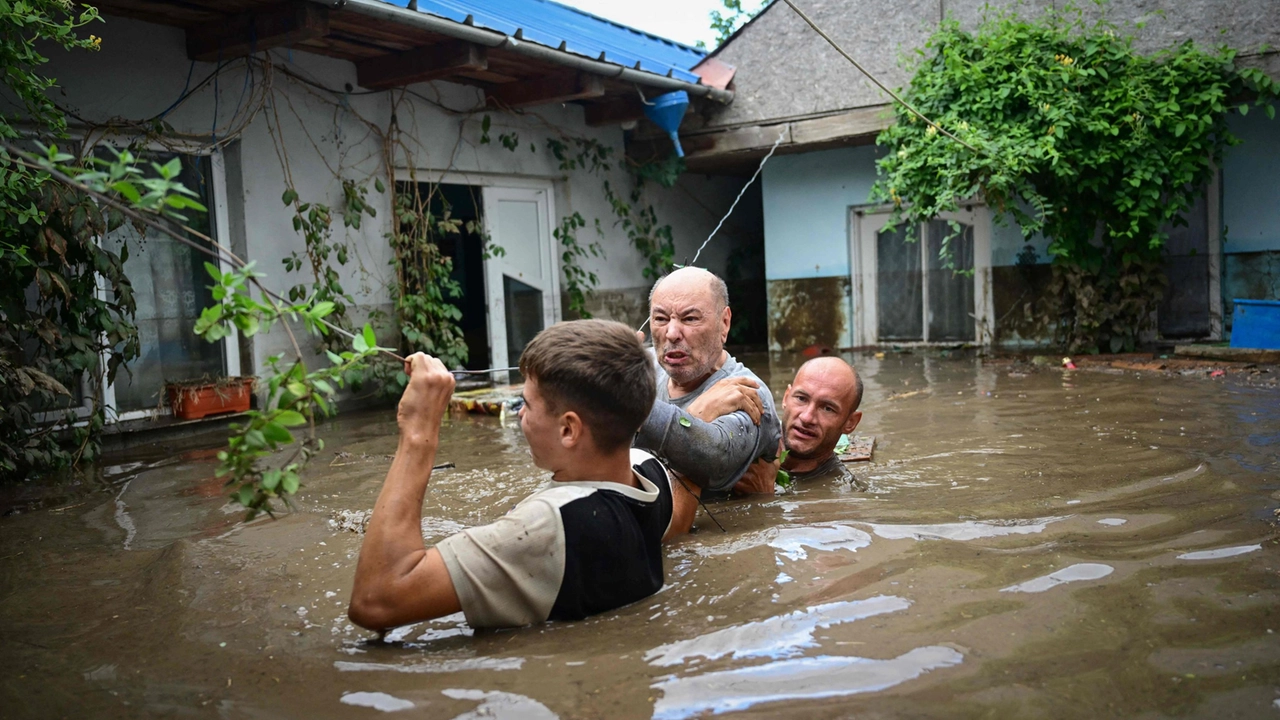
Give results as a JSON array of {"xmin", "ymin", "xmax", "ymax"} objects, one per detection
[{"xmin": 27, "ymin": 14, "xmax": 752, "ymax": 378}]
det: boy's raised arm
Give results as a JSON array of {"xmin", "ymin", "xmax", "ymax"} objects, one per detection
[{"xmin": 348, "ymin": 353, "xmax": 461, "ymax": 631}]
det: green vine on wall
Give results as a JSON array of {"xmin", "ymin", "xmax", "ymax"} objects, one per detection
[
  {"xmin": 389, "ymin": 184, "xmax": 469, "ymax": 369},
  {"xmin": 553, "ymin": 211, "xmax": 600, "ymax": 317},
  {"xmin": 280, "ymin": 178, "xmax": 379, "ymax": 354}
]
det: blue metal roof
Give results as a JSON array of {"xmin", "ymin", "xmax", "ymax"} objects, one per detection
[{"xmin": 376, "ymin": 0, "xmax": 708, "ymax": 84}]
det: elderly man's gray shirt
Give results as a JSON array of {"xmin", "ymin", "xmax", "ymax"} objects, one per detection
[{"xmin": 634, "ymin": 354, "xmax": 782, "ymax": 493}]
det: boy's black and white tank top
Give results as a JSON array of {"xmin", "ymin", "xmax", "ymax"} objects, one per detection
[{"xmin": 436, "ymin": 449, "xmax": 675, "ymax": 628}]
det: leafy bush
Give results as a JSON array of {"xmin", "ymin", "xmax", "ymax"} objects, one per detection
[{"xmin": 873, "ymin": 5, "xmax": 1278, "ymax": 352}]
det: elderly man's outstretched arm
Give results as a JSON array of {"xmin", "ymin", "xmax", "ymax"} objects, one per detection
[{"xmin": 635, "ymin": 399, "xmax": 769, "ymax": 493}]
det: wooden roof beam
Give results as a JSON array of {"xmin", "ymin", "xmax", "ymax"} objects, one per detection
[
  {"xmin": 487, "ymin": 71, "xmax": 605, "ymax": 109},
  {"xmin": 584, "ymin": 96, "xmax": 646, "ymax": 127},
  {"xmin": 186, "ymin": 1, "xmax": 329, "ymax": 62},
  {"xmin": 356, "ymin": 41, "xmax": 488, "ymax": 89}
]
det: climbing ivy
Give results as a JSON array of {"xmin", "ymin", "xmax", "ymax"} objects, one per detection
[
  {"xmin": 281, "ymin": 178, "xmax": 379, "ymax": 354},
  {"xmin": 388, "ymin": 184, "xmax": 470, "ymax": 369},
  {"xmin": 0, "ymin": 1, "xmax": 121, "ymax": 482},
  {"xmin": 873, "ymin": 6, "xmax": 1279, "ymax": 352},
  {"xmin": 554, "ymin": 211, "xmax": 601, "ymax": 317}
]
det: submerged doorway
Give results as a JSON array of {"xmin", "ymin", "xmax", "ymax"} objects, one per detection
[
  {"xmin": 852, "ymin": 209, "xmax": 993, "ymax": 346},
  {"xmin": 480, "ymin": 185, "xmax": 558, "ymax": 379},
  {"xmin": 405, "ymin": 182, "xmax": 490, "ymax": 370},
  {"xmin": 401, "ymin": 177, "xmax": 558, "ymax": 377}
]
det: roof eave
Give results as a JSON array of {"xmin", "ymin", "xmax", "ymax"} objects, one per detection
[{"xmin": 313, "ymin": 0, "xmax": 734, "ymax": 103}]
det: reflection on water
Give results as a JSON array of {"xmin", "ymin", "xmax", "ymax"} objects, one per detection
[
  {"xmin": 339, "ymin": 691, "xmax": 414, "ymax": 711},
  {"xmin": 768, "ymin": 524, "xmax": 871, "ymax": 560},
  {"xmin": 645, "ymin": 595, "xmax": 909, "ymax": 666},
  {"xmin": 334, "ymin": 657, "xmax": 525, "ymax": 674},
  {"xmin": 865, "ymin": 517, "xmax": 1063, "ymax": 541},
  {"xmin": 442, "ymin": 688, "xmax": 558, "ymax": 719},
  {"xmin": 3, "ymin": 351, "xmax": 1279, "ymax": 718},
  {"xmin": 651, "ymin": 646, "xmax": 965, "ymax": 719},
  {"xmin": 1176, "ymin": 544, "xmax": 1263, "ymax": 561},
  {"xmin": 1000, "ymin": 563, "xmax": 1115, "ymax": 593}
]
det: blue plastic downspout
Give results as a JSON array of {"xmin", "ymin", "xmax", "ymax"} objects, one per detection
[{"xmin": 643, "ymin": 90, "xmax": 689, "ymax": 157}]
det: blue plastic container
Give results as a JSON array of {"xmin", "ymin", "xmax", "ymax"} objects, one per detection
[
  {"xmin": 643, "ymin": 90, "xmax": 689, "ymax": 158},
  {"xmin": 1229, "ymin": 299, "xmax": 1280, "ymax": 349}
]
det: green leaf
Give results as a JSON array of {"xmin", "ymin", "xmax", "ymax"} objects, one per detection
[
  {"xmin": 311, "ymin": 301, "xmax": 335, "ymax": 319},
  {"xmin": 362, "ymin": 323, "xmax": 377, "ymax": 350},
  {"xmin": 678, "ymin": 416, "xmax": 692, "ymax": 428},
  {"xmin": 261, "ymin": 422, "xmax": 293, "ymax": 444},
  {"xmin": 1267, "ymin": 104, "xmax": 1276, "ymax": 120},
  {"xmin": 282, "ymin": 188, "xmax": 298, "ymax": 205},
  {"xmin": 275, "ymin": 410, "xmax": 307, "ymax": 427},
  {"xmin": 374, "ymin": 177, "xmax": 385, "ymax": 193},
  {"xmin": 282, "ymin": 472, "xmax": 300, "ymax": 495},
  {"xmin": 261, "ymin": 469, "xmax": 282, "ymax": 491}
]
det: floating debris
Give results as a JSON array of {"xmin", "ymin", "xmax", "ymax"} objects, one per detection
[
  {"xmin": 838, "ymin": 435, "xmax": 875, "ymax": 462},
  {"xmin": 330, "ymin": 509, "xmax": 371, "ymax": 534},
  {"xmin": 450, "ymin": 384, "xmax": 523, "ymax": 416}
]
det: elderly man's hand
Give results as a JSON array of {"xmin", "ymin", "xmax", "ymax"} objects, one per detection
[
  {"xmin": 732, "ymin": 440, "xmax": 782, "ymax": 496},
  {"xmin": 687, "ymin": 377, "xmax": 765, "ymax": 425},
  {"xmin": 397, "ymin": 353, "xmax": 455, "ymax": 447}
]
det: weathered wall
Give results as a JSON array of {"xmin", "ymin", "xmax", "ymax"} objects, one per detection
[
  {"xmin": 28, "ymin": 14, "xmax": 755, "ymax": 388},
  {"xmin": 1223, "ymin": 102, "xmax": 1280, "ymax": 255},
  {"xmin": 761, "ymin": 145, "xmax": 880, "ymax": 280},
  {"xmin": 704, "ymin": 0, "xmax": 1279, "ymax": 131},
  {"xmin": 767, "ymin": 276, "xmax": 851, "ymax": 352}
]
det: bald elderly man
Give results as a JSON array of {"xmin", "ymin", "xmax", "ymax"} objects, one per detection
[
  {"xmin": 778, "ymin": 356, "xmax": 864, "ymax": 486},
  {"xmin": 633, "ymin": 267, "xmax": 783, "ymax": 495}
]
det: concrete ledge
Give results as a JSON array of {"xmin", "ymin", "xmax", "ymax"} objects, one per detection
[{"xmin": 1175, "ymin": 344, "xmax": 1280, "ymax": 365}]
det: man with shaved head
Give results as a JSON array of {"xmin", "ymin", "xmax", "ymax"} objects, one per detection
[
  {"xmin": 633, "ymin": 267, "xmax": 783, "ymax": 496},
  {"xmin": 779, "ymin": 356, "xmax": 864, "ymax": 486}
]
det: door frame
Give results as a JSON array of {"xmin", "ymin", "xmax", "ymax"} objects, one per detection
[
  {"xmin": 850, "ymin": 206, "xmax": 993, "ymax": 347},
  {"xmin": 480, "ymin": 184, "xmax": 560, "ymax": 377},
  {"xmin": 409, "ymin": 171, "xmax": 561, "ymax": 374}
]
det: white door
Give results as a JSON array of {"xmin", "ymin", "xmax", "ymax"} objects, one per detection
[
  {"xmin": 852, "ymin": 209, "xmax": 992, "ymax": 347},
  {"xmin": 482, "ymin": 186, "xmax": 559, "ymax": 378}
]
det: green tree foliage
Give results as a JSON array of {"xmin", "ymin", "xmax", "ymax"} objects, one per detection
[
  {"xmin": 0, "ymin": 2, "xmax": 123, "ymax": 480},
  {"xmin": 873, "ymin": 6, "xmax": 1278, "ymax": 352},
  {"xmin": 703, "ymin": 0, "xmax": 769, "ymax": 49}
]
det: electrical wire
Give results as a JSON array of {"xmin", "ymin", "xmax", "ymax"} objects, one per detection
[
  {"xmin": 686, "ymin": 126, "xmax": 786, "ymax": 268},
  {"xmin": 780, "ymin": 0, "xmax": 982, "ymax": 154}
]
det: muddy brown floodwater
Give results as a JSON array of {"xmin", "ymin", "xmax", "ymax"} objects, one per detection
[{"xmin": 2, "ymin": 351, "xmax": 1279, "ymax": 719}]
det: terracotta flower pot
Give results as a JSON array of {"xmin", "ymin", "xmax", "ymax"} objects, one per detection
[{"xmin": 166, "ymin": 377, "xmax": 254, "ymax": 420}]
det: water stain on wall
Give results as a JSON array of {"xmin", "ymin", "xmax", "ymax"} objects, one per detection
[{"xmin": 767, "ymin": 277, "xmax": 849, "ymax": 351}]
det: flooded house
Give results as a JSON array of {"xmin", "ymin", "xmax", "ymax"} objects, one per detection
[
  {"xmin": 28, "ymin": 0, "xmax": 761, "ymax": 431},
  {"xmin": 631, "ymin": 0, "xmax": 1280, "ymax": 352}
]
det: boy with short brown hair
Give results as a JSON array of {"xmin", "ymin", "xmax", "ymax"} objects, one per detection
[{"xmin": 349, "ymin": 319, "xmax": 694, "ymax": 631}]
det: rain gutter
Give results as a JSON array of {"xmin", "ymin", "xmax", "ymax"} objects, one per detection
[{"xmin": 309, "ymin": 0, "xmax": 734, "ymax": 103}]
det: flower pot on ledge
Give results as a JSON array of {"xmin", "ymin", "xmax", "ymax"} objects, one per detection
[{"xmin": 165, "ymin": 376, "xmax": 255, "ymax": 421}]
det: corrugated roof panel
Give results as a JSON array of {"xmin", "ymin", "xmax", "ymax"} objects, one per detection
[{"xmin": 375, "ymin": 0, "xmax": 707, "ymax": 84}]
